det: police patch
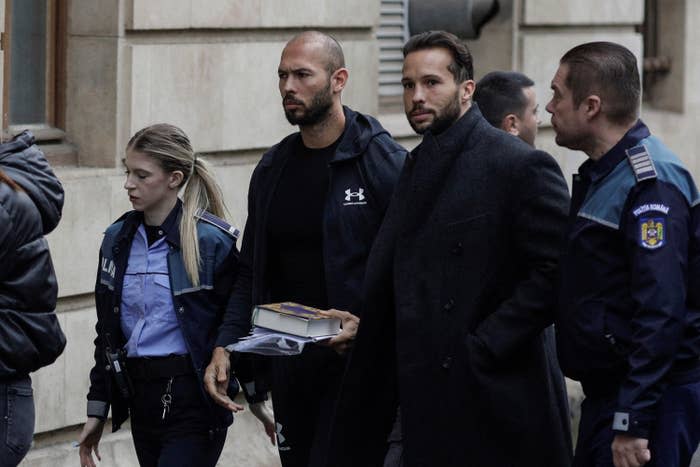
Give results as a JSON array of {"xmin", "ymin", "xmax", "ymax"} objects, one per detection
[{"xmin": 639, "ymin": 217, "xmax": 665, "ymax": 249}]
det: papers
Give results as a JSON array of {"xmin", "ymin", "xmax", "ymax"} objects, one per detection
[{"xmin": 226, "ymin": 326, "xmax": 335, "ymax": 356}]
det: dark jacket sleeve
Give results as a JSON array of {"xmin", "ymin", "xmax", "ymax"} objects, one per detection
[
  {"xmin": 214, "ymin": 165, "xmax": 269, "ymax": 403},
  {"xmin": 215, "ymin": 167, "xmax": 259, "ymax": 348},
  {"xmin": 0, "ymin": 200, "xmax": 15, "ymax": 280},
  {"xmin": 472, "ymin": 150, "xmax": 570, "ymax": 363},
  {"xmin": 86, "ymin": 249, "xmax": 111, "ymax": 419},
  {"xmin": 615, "ymin": 181, "xmax": 690, "ymax": 438}
]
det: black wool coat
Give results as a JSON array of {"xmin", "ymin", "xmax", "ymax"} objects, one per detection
[{"xmin": 326, "ymin": 105, "xmax": 573, "ymax": 467}]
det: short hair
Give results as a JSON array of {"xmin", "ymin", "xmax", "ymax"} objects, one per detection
[
  {"xmin": 286, "ymin": 30, "xmax": 346, "ymax": 76},
  {"xmin": 560, "ymin": 41, "xmax": 640, "ymax": 125},
  {"xmin": 402, "ymin": 30, "xmax": 473, "ymax": 82},
  {"xmin": 474, "ymin": 71, "xmax": 534, "ymax": 127}
]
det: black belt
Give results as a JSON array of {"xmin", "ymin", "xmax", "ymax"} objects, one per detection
[{"xmin": 126, "ymin": 354, "xmax": 194, "ymax": 380}]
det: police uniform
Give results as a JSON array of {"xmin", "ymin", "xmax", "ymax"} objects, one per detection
[
  {"xmin": 86, "ymin": 201, "xmax": 262, "ymax": 467},
  {"xmin": 557, "ymin": 120, "xmax": 700, "ymax": 466}
]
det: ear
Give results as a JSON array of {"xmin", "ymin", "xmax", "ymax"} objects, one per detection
[
  {"xmin": 500, "ymin": 114, "xmax": 520, "ymax": 136},
  {"xmin": 331, "ymin": 68, "xmax": 349, "ymax": 94},
  {"xmin": 582, "ymin": 95, "xmax": 602, "ymax": 119},
  {"xmin": 168, "ymin": 170, "xmax": 185, "ymax": 189},
  {"xmin": 460, "ymin": 79, "xmax": 476, "ymax": 105}
]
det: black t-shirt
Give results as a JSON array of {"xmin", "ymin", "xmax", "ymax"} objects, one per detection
[{"xmin": 266, "ymin": 136, "xmax": 341, "ymax": 309}]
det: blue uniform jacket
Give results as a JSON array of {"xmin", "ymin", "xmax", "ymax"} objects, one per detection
[
  {"xmin": 557, "ymin": 120, "xmax": 700, "ymax": 438},
  {"xmin": 86, "ymin": 203, "xmax": 241, "ymax": 432}
]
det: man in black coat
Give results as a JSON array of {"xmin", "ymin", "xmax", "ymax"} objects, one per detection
[{"xmin": 326, "ymin": 31, "xmax": 572, "ymax": 467}]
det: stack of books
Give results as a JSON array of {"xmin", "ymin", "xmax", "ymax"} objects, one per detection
[{"xmin": 227, "ymin": 302, "xmax": 341, "ymax": 356}]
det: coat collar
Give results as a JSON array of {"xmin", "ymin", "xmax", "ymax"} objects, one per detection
[
  {"xmin": 113, "ymin": 199, "xmax": 183, "ymax": 249},
  {"xmin": 400, "ymin": 104, "xmax": 485, "ymax": 235},
  {"xmin": 578, "ymin": 119, "xmax": 650, "ymax": 183},
  {"xmin": 418, "ymin": 102, "xmax": 483, "ymax": 159}
]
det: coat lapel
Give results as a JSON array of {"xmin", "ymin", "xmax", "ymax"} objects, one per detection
[{"xmin": 400, "ymin": 105, "xmax": 482, "ymax": 235}]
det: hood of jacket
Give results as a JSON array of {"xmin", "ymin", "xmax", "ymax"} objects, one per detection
[
  {"xmin": 0, "ymin": 131, "xmax": 64, "ymax": 234},
  {"xmin": 261, "ymin": 106, "xmax": 393, "ymax": 167}
]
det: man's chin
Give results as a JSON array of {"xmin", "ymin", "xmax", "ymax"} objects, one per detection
[{"xmin": 408, "ymin": 118, "xmax": 431, "ymax": 135}]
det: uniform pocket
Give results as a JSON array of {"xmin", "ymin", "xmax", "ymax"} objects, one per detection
[
  {"xmin": 151, "ymin": 274, "xmax": 177, "ymax": 324},
  {"xmin": 5, "ymin": 380, "xmax": 35, "ymax": 456}
]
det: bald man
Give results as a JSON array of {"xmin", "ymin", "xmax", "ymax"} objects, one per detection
[{"xmin": 205, "ymin": 31, "xmax": 406, "ymax": 467}]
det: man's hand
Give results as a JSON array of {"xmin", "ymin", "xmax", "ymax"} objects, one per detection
[
  {"xmin": 78, "ymin": 417, "xmax": 105, "ymax": 467},
  {"xmin": 321, "ymin": 309, "xmax": 360, "ymax": 355},
  {"xmin": 612, "ymin": 434, "xmax": 651, "ymax": 467},
  {"xmin": 204, "ymin": 346, "xmax": 244, "ymax": 412},
  {"xmin": 249, "ymin": 401, "xmax": 276, "ymax": 446}
]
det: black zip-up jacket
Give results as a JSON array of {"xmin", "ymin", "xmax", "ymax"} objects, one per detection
[
  {"xmin": 216, "ymin": 106, "xmax": 406, "ymax": 349},
  {"xmin": 0, "ymin": 131, "xmax": 66, "ymax": 378}
]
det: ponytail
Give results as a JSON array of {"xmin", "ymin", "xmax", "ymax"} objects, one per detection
[
  {"xmin": 127, "ymin": 123, "xmax": 229, "ymax": 287},
  {"xmin": 179, "ymin": 155, "xmax": 228, "ymax": 286}
]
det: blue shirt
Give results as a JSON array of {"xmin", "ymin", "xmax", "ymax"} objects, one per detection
[{"xmin": 120, "ymin": 210, "xmax": 188, "ymax": 357}]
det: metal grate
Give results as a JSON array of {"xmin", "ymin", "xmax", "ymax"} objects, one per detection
[{"xmin": 377, "ymin": 0, "xmax": 409, "ymax": 105}]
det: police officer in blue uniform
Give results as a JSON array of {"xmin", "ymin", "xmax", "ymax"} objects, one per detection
[
  {"xmin": 547, "ymin": 42, "xmax": 700, "ymax": 467},
  {"xmin": 78, "ymin": 124, "xmax": 264, "ymax": 467}
]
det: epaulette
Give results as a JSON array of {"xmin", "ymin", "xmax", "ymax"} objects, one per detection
[
  {"xmin": 194, "ymin": 208, "xmax": 240, "ymax": 239},
  {"xmin": 626, "ymin": 144, "xmax": 657, "ymax": 182}
]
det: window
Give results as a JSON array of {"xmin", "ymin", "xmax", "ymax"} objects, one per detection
[
  {"xmin": 3, "ymin": 0, "xmax": 66, "ymax": 133},
  {"xmin": 638, "ymin": 0, "xmax": 683, "ymax": 112},
  {"xmin": 377, "ymin": 0, "xmax": 409, "ymax": 112}
]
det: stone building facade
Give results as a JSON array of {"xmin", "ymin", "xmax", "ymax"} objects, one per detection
[{"xmin": 9, "ymin": 0, "xmax": 695, "ymax": 465}]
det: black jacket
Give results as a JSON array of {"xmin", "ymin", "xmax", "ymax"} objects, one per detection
[
  {"xmin": 0, "ymin": 131, "xmax": 66, "ymax": 379},
  {"xmin": 215, "ymin": 106, "xmax": 407, "ymax": 347},
  {"xmin": 87, "ymin": 204, "xmax": 241, "ymax": 432},
  {"xmin": 326, "ymin": 105, "xmax": 573, "ymax": 467}
]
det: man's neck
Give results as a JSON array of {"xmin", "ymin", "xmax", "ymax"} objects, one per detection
[
  {"xmin": 586, "ymin": 120, "xmax": 637, "ymax": 161},
  {"xmin": 299, "ymin": 104, "xmax": 346, "ymax": 149}
]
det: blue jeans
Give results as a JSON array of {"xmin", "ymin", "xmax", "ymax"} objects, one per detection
[{"xmin": 0, "ymin": 376, "xmax": 35, "ymax": 467}]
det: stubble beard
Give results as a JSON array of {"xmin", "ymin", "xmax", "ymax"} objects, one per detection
[
  {"xmin": 408, "ymin": 90, "xmax": 462, "ymax": 135},
  {"xmin": 284, "ymin": 82, "xmax": 334, "ymax": 127}
]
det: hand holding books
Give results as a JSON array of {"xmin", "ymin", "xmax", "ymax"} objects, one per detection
[
  {"xmin": 228, "ymin": 303, "xmax": 359, "ymax": 356},
  {"xmin": 320, "ymin": 309, "xmax": 360, "ymax": 355}
]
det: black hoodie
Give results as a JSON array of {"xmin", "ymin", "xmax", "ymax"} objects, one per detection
[{"xmin": 0, "ymin": 131, "xmax": 66, "ymax": 378}]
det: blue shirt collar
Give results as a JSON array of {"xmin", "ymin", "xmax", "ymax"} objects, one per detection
[{"xmin": 579, "ymin": 119, "xmax": 651, "ymax": 183}]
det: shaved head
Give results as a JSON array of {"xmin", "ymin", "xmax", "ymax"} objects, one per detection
[{"xmin": 284, "ymin": 30, "xmax": 345, "ymax": 76}]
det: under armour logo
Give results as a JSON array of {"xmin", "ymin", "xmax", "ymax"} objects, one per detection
[{"xmin": 345, "ymin": 188, "xmax": 365, "ymax": 202}]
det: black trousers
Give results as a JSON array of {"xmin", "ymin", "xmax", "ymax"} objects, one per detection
[
  {"xmin": 128, "ymin": 372, "xmax": 227, "ymax": 467},
  {"xmin": 270, "ymin": 345, "xmax": 344, "ymax": 467}
]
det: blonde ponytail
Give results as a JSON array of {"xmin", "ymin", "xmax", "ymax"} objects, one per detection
[
  {"xmin": 126, "ymin": 124, "xmax": 229, "ymax": 286},
  {"xmin": 179, "ymin": 155, "xmax": 228, "ymax": 286}
]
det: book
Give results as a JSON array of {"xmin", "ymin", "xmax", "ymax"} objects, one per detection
[{"xmin": 251, "ymin": 302, "xmax": 341, "ymax": 338}]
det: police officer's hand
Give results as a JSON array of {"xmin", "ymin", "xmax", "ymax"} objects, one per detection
[
  {"xmin": 249, "ymin": 401, "xmax": 276, "ymax": 446},
  {"xmin": 204, "ymin": 346, "xmax": 244, "ymax": 412},
  {"xmin": 78, "ymin": 417, "xmax": 105, "ymax": 467},
  {"xmin": 322, "ymin": 309, "xmax": 360, "ymax": 355},
  {"xmin": 612, "ymin": 434, "xmax": 651, "ymax": 467}
]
